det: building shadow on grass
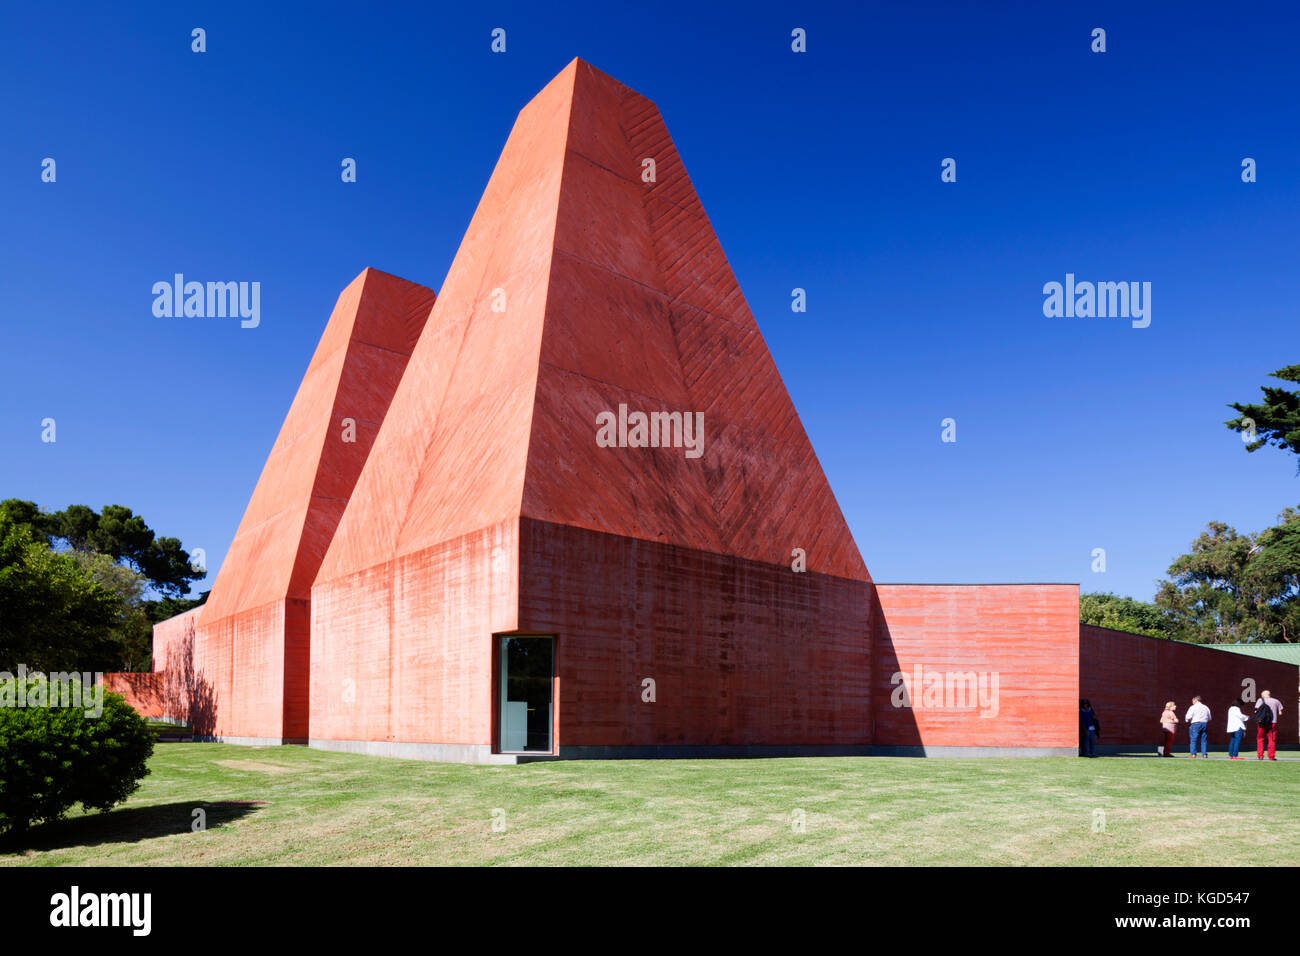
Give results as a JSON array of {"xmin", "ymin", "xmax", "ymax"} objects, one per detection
[{"xmin": 0, "ymin": 800, "xmax": 261, "ymax": 856}]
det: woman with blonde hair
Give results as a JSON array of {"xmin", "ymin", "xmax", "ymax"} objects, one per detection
[{"xmin": 1159, "ymin": 700, "xmax": 1178, "ymax": 757}]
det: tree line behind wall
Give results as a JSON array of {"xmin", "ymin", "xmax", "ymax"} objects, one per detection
[
  {"xmin": 1087, "ymin": 364, "xmax": 1300, "ymax": 645},
  {"xmin": 0, "ymin": 500, "xmax": 206, "ymax": 673}
]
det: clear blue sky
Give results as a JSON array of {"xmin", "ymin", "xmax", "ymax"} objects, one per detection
[{"xmin": 2, "ymin": 1, "xmax": 1297, "ymax": 601}]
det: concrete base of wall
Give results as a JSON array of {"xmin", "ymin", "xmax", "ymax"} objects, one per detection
[
  {"xmin": 194, "ymin": 735, "xmax": 306, "ymax": 746},
  {"xmin": 307, "ymin": 738, "xmax": 518, "ymax": 764},
  {"xmin": 520, "ymin": 749, "xmax": 873, "ymax": 764},
  {"xmin": 520, "ymin": 744, "xmax": 876, "ymax": 762},
  {"xmin": 869, "ymin": 745, "xmax": 1078, "ymax": 758},
  {"xmin": 287, "ymin": 741, "xmax": 1083, "ymax": 763},
  {"xmin": 172, "ymin": 737, "xmax": 1082, "ymax": 763}
]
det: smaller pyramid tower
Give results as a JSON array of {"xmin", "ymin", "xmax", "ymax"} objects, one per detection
[{"xmin": 194, "ymin": 268, "xmax": 435, "ymax": 741}]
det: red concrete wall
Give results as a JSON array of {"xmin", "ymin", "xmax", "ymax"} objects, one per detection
[
  {"xmin": 310, "ymin": 519, "xmax": 518, "ymax": 746},
  {"xmin": 103, "ymin": 672, "xmax": 164, "ymax": 719},
  {"xmin": 194, "ymin": 602, "xmax": 288, "ymax": 740},
  {"xmin": 1080, "ymin": 624, "xmax": 1298, "ymax": 749},
  {"xmin": 517, "ymin": 519, "xmax": 872, "ymax": 749},
  {"xmin": 873, "ymin": 584, "xmax": 1080, "ymax": 750},
  {"xmin": 152, "ymin": 592, "xmax": 293, "ymax": 738},
  {"xmin": 152, "ymin": 604, "xmax": 203, "ymax": 674}
]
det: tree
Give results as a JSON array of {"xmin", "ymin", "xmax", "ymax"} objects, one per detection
[
  {"xmin": 0, "ymin": 499, "xmax": 204, "ymax": 598},
  {"xmin": 1155, "ymin": 508, "xmax": 1300, "ymax": 644},
  {"xmin": 0, "ymin": 500, "xmax": 207, "ymax": 671},
  {"xmin": 1247, "ymin": 506, "xmax": 1300, "ymax": 642},
  {"xmin": 0, "ymin": 676, "xmax": 154, "ymax": 836},
  {"xmin": 1226, "ymin": 364, "xmax": 1300, "ymax": 461},
  {"xmin": 1080, "ymin": 592, "xmax": 1180, "ymax": 639},
  {"xmin": 68, "ymin": 551, "xmax": 153, "ymax": 671},
  {"xmin": 0, "ymin": 499, "xmax": 52, "ymax": 536},
  {"xmin": 0, "ymin": 515, "xmax": 124, "ymax": 672}
]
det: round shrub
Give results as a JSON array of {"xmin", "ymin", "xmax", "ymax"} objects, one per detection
[{"xmin": 0, "ymin": 675, "xmax": 154, "ymax": 835}]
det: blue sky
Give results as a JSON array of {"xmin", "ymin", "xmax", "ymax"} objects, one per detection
[{"xmin": 2, "ymin": 1, "xmax": 1296, "ymax": 601}]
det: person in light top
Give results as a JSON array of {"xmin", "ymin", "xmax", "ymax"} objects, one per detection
[
  {"xmin": 1159, "ymin": 701, "xmax": 1179, "ymax": 758},
  {"xmin": 1185, "ymin": 696, "xmax": 1211, "ymax": 759},
  {"xmin": 1225, "ymin": 698, "xmax": 1250, "ymax": 760}
]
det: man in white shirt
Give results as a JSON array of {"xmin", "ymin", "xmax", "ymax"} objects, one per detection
[{"xmin": 1185, "ymin": 696, "xmax": 1211, "ymax": 758}]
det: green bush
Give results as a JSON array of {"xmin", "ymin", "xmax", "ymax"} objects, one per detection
[{"xmin": 0, "ymin": 675, "xmax": 154, "ymax": 835}]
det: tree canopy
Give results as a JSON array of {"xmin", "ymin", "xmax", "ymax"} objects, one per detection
[
  {"xmin": 1226, "ymin": 364, "xmax": 1300, "ymax": 461},
  {"xmin": 0, "ymin": 501, "xmax": 207, "ymax": 672},
  {"xmin": 1079, "ymin": 592, "xmax": 1179, "ymax": 640},
  {"xmin": 0, "ymin": 514, "xmax": 123, "ymax": 672},
  {"xmin": 0, "ymin": 499, "xmax": 203, "ymax": 598},
  {"xmin": 1155, "ymin": 507, "xmax": 1300, "ymax": 644}
]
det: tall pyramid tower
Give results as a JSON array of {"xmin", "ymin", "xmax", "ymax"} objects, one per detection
[
  {"xmin": 192, "ymin": 268, "xmax": 435, "ymax": 742},
  {"xmin": 310, "ymin": 60, "xmax": 873, "ymax": 761}
]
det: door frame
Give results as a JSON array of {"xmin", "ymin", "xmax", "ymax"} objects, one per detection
[{"xmin": 491, "ymin": 631, "xmax": 558, "ymax": 755}]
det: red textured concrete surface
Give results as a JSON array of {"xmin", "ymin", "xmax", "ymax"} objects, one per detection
[
  {"xmin": 314, "ymin": 60, "xmax": 866, "ymax": 582},
  {"xmin": 518, "ymin": 519, "xmax": 872, "ymax": 748},
  {"xmin": 103, "ymin": 672, "xmax": 164, "ymax": 719},
  {"xmin": 873, "ymin": 585, "xmax": 1080, "ymax": 750},
  {"xmin": 310, "ymin": 519, "xmax": 517, "ymax": 745},
  {"xmin": 310, "ymin": 58, "xmax": 871, "ymax": 752},
  {"xmin": 174, "ymin": 268, "xmax": 434, "ymax": 740},
  {"xmin": 151, "ymin": 604, "xmax": 203, "ymax": 674},
  {"xmin": 1080, "ymin": 624, "xmax": 1297, "ymax": 749},
  {"xmin": 525, "ymin": 61, "xmax": 866, "ymax": 578}
]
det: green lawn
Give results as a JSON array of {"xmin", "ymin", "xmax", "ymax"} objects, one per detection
[{"xmin": 3, "ymin": 743, "xmax": 1297, "ymax": 866}]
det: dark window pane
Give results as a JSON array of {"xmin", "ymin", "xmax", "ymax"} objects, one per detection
[{"xmin": 500, "ymin": 637, "xmax": 553, "ymax": 752}]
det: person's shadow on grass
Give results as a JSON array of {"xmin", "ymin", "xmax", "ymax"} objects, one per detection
[{"xmin": 0, "ymin": 800, "xmax": 262, "ymax": 856}]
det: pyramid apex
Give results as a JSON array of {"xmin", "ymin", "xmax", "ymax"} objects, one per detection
[
  {"xmin": 526, "ymin": 57, "xmax": 648, "ymax": 110},
  {"xmin": 320, "ymin": 59, "xmax": 866, "ymax": 583}
]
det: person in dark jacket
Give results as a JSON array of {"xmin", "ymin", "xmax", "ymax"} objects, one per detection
[
  {"xmin": 1079, "ymin": 699, "xmax": 1100, "ymax": 757},
  {"xmin": 1256, "ymin": 691, "xmax": 1281, "ymax": 760}
]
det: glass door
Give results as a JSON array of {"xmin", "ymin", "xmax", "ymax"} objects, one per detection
[{"xmin": 498, "ymin": 636, "xmax": 554, "ymax": 752}]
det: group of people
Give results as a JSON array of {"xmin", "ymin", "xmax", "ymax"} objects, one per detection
[
  {"xmin": 1077, "ymin": 692, "xmax": 1284, "ymax": 759},
  {"xmin": 1160, "ymin": 692, "xmax": 1283, "ymax": 760}
]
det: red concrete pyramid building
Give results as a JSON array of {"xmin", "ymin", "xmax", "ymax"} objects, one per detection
[
  {"xmin": 308, "ymin": 59, "xmax": 873, "ymax": 760},
  {"xmin": 136, "ymin": 59, "xmax": 1294, "ymax": 762}
]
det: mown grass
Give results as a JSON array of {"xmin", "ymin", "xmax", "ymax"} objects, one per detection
[{"xmin": 3, "ymin": 744, "xmax": 1296, "ymax": 866}]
